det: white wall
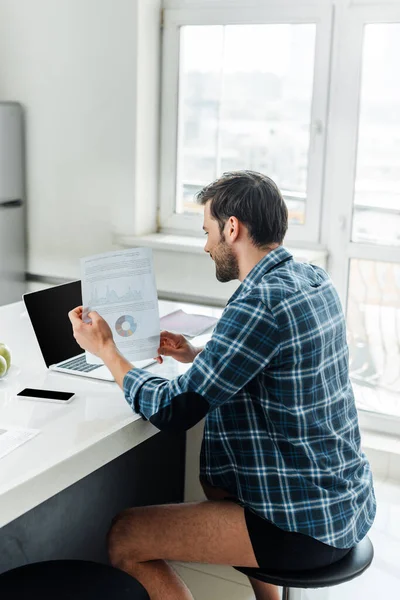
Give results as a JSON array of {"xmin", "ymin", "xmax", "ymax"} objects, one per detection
[
  {"xmin": 0, "ymin": 0, "xmax": 161, "ymax": 278},
  {"xmin": 0, "ymin": 0, "xmax": 330, "ymax": 506}
]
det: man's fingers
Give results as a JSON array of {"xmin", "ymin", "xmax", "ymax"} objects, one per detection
[
  {"xmin": 160, "ymin": 340, "xmax": 178, "ymax": 351},
  {"xmin": 160, "ymin": 330, "xmax": 182, "ymax": 343},
  {"xmin": 68, "ymin": 306, "xmax": 83, "ymax": 325},
  {"xmin": 161, "ymin": 331, "xmax": 181, "ymax": 342},
  {"xmin": 158, "ymin": 346, "xmax": 178, "ymax": 357},
  {"xmin": 88, "ymin": 311, "xmax": 102, "ymax": 323}
]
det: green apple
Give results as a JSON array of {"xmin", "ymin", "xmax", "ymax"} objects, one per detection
[
  {"xmin": 0, "ymin": 343, "xmax": 11, "ymax": 373},
  {"xmin": 0, "ymin": 355, "xmax": 7, "ymax": 378}
]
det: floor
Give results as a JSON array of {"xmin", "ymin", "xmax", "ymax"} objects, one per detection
[{"xmin": 170, "ymin": 477, "xmax": 399, "ymax": 600}]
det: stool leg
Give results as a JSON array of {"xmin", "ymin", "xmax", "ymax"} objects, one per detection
[
  {"xmin": 282, "ymin": 587, "xmax": 290, "ymax": 600},
  {"xmin": 282, "ymin": 588, "xmax": 303, "ymax": 600}
]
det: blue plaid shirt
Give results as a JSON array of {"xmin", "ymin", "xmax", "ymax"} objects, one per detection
[{"xmin": 124, "ymin": 246, "xmax": 376, "ymax": 548}]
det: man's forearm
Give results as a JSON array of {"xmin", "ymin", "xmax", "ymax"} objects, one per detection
[
  {"xmin": 100, "ymin": 343, "xmax": 203, "ymax": 389},
  {"xmin": 100, "ymin": 344, "xmax": 134, "ymax": 389}
]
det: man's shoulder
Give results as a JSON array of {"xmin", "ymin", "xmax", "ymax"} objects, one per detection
[{"xmin": 248, "ymin": 262, "xmax": 331, "ymax": 311}]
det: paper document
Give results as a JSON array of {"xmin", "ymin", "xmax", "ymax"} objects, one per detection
[
  {"xmin": 0, "ymin": 427, "xmax": 40, "ymax": 460},
  {"xmin": 160, "ymin": 310, "xmax": 218, "ymax": 337},
  {"xmin": 81, "ymin": 248, "xmax": 160, "ymax": 364}
]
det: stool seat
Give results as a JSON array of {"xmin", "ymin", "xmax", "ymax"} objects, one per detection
[
  {"xmin": 235, "ymin": 536, "xmax": 374, "ymax": 589},
  {"xmin": 0, "ymin": 560, "xmax": 150, "ymax": 599}
]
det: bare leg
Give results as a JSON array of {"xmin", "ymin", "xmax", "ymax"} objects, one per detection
[
  {"xmin": 108, "ymin": 501, "xmax": 261, "ymax": 600},
  {"xmin": 249, "ymin": 576, "xmax": 281, "ymax": 600},
  {"xmin": 200, "ymin": 480, "xmax": 280, "ymax": 600},
  {"xmin": 115, "ymin": 558, "xmax": 193, "ymax": 600}
]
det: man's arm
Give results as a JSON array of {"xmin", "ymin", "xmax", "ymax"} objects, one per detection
[
  {"xmin": 100, "ymin": 345, "xmax": 134, "ymax": 388},
  {"xmin": 68, "ymin": 308, "xmax": 202, "ymax": 389},
  {"xmin": 99, "ymin": 335, "xmax": 204, "ymax": 388},
  {"xmin": 69, "ymin": 299, "xmax": 280, "ymax": 433},
  {"xmin": 68, "ymin": 307, "xmax": 136, "ymax": 388},
  {"xmin": 122, "ymin": 296, "xmax": 280, "ymax": 432}
]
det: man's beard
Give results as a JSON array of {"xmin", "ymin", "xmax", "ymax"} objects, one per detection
[{"xmin": 214, "ymin": 235, "xmax": 240, "ymax": 283}]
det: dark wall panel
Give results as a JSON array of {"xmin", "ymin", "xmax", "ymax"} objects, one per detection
[{"xmin": 0, "ymin": 431, "xmax": 186, "ymax": 574}]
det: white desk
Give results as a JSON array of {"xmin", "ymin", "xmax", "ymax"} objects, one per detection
[{"xmin": 0, "ymin": 299, "xmax": 221, "ymax": 532}]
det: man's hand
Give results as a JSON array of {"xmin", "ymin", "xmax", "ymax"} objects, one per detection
[
  {"xmin": 156, "ymin": 330, "xmax": 201, "ymax": 364},
  {"xmin": 68, "ymin": 306, "xmax": 116, "ymax": 359}
]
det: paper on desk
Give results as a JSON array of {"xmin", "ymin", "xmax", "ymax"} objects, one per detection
[
  {"xmin": 81, "ymin": 248, "xmax": 160, "ymax": 364},
  {"xmin": 0, "ymin": 427, "xmax": 40, "ymax": 460},
  {"xmin": 160, "ymin": 309, "xmax": 218, "ymax": 337}
]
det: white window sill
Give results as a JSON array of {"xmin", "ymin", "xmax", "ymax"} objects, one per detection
[
  {"xmin": 115, "ymin": 232, "xmax": 329, "ymax": 266},
  {"xmin": 116, "ymin": 232, "xmax": 205, "ymax": 255}
]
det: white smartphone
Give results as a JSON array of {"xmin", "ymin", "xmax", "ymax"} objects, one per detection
[{"xmin": 16, "ymin": 388, "xmax": 76, "ymax": 404}]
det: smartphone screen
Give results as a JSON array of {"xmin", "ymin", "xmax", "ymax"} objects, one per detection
[{"xmin": 17, "ymin": 388, "xmax": 75, "ymax": 401}]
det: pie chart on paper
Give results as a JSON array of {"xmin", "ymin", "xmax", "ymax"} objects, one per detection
[{"xmin": 115, "ymin": 315, "xmax": 137, "ymax": 337}]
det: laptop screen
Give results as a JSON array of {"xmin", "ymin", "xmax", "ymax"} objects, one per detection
[{"xmin": 23, "ymin": 280, "xmax": 83, "ymax": 368}]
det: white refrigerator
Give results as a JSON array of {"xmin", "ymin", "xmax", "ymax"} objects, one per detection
[{"xmin": 0, "ymin": 102, "xmax": 26, "ymax": 306}]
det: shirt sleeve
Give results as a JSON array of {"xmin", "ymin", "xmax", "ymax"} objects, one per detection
[{"xmin": 123, "ymin": 296, "xmax": 280, "ymax": 433}]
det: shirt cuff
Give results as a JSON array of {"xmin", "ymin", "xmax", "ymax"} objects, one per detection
[{"xmin": 123, "ymin": 368, "xmax": 157, "ymax": 411}]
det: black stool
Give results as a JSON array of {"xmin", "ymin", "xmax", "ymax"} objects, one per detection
[
  {"xmin": 235, "ymin": 536, "xmax": 374, "ymax": 600},
  {"xmin": 0, "ymin": 559, "xmax": 150, "ymax": 599}
]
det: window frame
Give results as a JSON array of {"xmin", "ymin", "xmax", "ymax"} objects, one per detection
[
  {"xmin": 323, "ymin": 2, "xmax": 400, "ymax": 434},
  {"xmin": 159, "ymin": 5, "xmax": 333, "ymax": 243},
  {"xmin": 158, "ymin": 1, "xmax": 400, "ymax": 435},
  {"xmin": 324, "ymin": 3, "xmax": 400, "ymax": 302}
]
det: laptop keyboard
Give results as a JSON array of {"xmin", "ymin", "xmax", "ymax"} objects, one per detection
[{"xmin": 59, "ymin": 355, "xmax": 101, "ymax": 373}]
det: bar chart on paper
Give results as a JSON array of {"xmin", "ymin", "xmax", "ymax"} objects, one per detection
[{"xmin": 88, "ymin": 286, "xmax": 143, "ymax": 307}]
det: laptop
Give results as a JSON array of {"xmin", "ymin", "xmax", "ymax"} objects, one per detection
[{"xmin": 23, "ymin": 280, "xmax": 156, "ymax": 381}]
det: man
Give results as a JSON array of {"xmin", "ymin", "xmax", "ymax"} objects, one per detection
[{"xmin": 69, "ymin": 171, "xmax": 376, "ymax": 600}]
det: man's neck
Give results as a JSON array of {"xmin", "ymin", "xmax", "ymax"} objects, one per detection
[{"xmin": 238, "ymin": 243, "xmax": 280, "ymax": 282}]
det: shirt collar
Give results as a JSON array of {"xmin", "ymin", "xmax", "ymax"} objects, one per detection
[{"xmin": 227, "ymin": 246, "xmax": 293, "ymax": 304}]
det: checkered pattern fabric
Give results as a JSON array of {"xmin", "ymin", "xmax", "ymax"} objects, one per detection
[{"xmin": 124, "ymin": 247, "xmax": 376, "ymax": 548}]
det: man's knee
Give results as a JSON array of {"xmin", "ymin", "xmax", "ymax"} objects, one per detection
[{"xmin": 107, "ymin": 509, "xmax": 138, "ymax": 569}]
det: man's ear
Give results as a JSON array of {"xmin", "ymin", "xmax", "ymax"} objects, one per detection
[{"xmin": 226, "ymin": 216, "xmax": 240, "ymax": 243}]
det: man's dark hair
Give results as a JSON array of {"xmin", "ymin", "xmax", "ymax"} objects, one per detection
[{"xmin": 197, "ymin": 170, "xmax": 288, "ymax": 248}]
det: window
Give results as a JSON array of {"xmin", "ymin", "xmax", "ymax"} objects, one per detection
[
  {"xmin": 160, "ymin": 6, "xmax": 332, "ymax": 242},
  {"xmin": 326, "ymin": 8, "xmax": 400, "ymax": 429},
  {"xmin": 177, "ymin": 24, "xmax": 316, "ymax": 228},
  {"xmin": 345, "ymin": 20, "xmax": 400, "ymax": 423},
  {"xmin": 347, "ymin": 259, "xmax": 400, "ymax": 417},
  {"xmin": 159, "ymin": 3, "xmax": 400, "ymax": 430},
  {"xmin": 353, "ymin": 24, "xmax": 400, "ymax": 247}
]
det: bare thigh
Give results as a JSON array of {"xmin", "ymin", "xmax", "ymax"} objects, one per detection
[{"xmin": 108, "ymin": 501, "xmax": 259, "ymax": 568}]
